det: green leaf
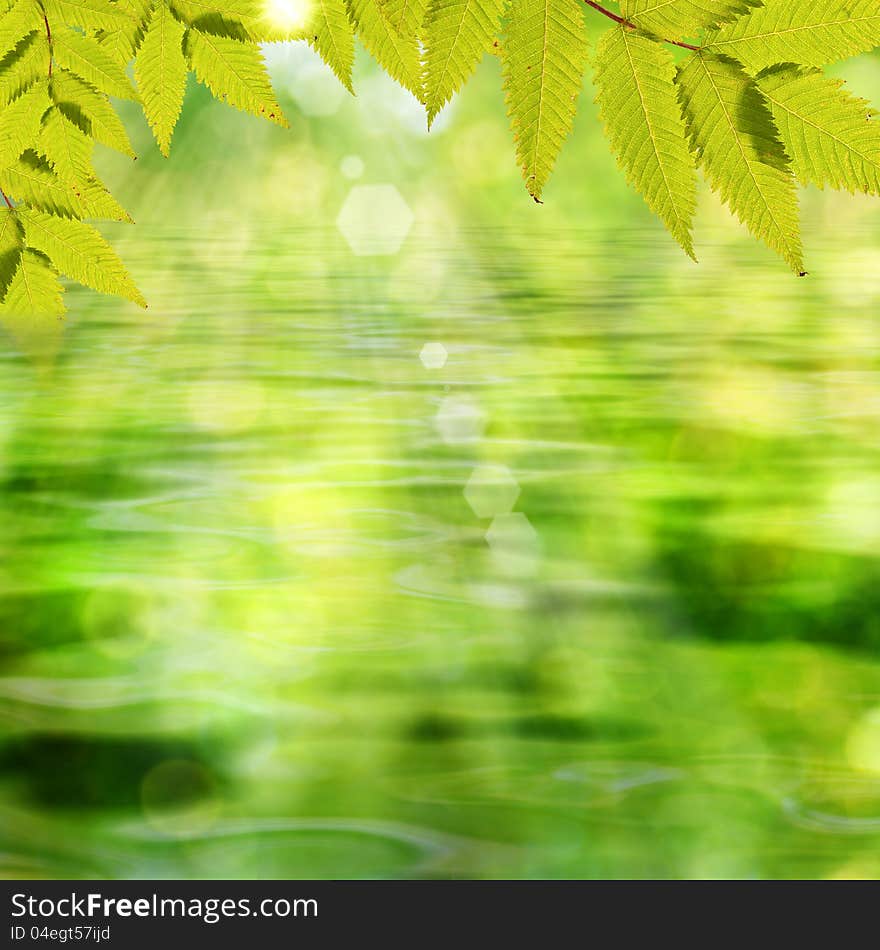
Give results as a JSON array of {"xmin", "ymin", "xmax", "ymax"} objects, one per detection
[
  {"xmin": 0, "ymin": 150, "xmax": 84, "ymax": 217},
  {"xmin": 677, "ymin": 52, "xmax": 803, "ymax": 272},
  {"xmin": 176, "ymin": 11, "xmax": 250, "ymax": 39},
  {"xmin": 704, "ymin": 0, "xmax": 880, "ymax": 70},
  {"xmin": 96, "ymin": 25, "xmax": 143, "ymax": 66},
  {"xmin": 37, "ymin": 104, "xmax": 94, "ymax": 185},
  {"xmin": 169, "ymin": 0, "xmax": 290, "ymax": 41},
  {"xmin": 756, "ymin": 64, "xmax": 880, "ymax": 196},
  {"xmin": 116, "ymin": 0, "xmax": 156, "ymax": 26},
  {"xmin": 51, "ymin": 26, "xmax": 138, "ymax": 99},
  {"xmin": 1, "ymin": 248, "xmax": 64, "ymax": 315},
  {"xmin": 33, "ymin": 104, "xmax": 129, "ymax": 219},
  {"xmin": 136, "ymin": 0, "xmax": 188, "ymax": 155},
  {"xmin": 43, "ymin": 0, "xmax": 138, "ymax": 32},
  {"xmin": 0, "ymin": 79, "xmax": 50, "ymax": 173},
  {"xmin": 95, "ymin": 0, "xmax": 154, "ymax": 65},
  {"xmin": 183, "ymin": 27, "xmax": 288, "ymax": 125},
  {"xmin": 77, "ymin": 173, "xmax": 132, "ymax": 221},
  {"xmin": 422, "ymin": 0, "xmax": 507, "ymax": 125},
  {"xmin": 382, "ymin": 0, "xmax": 429, "ymax": 36},
  {"xmin": 20, "ymin": 208, "xmax": 145, "ymax": 304},
  {"xmin": 309, "ymin": 0, "xmax": 356, "ymax": 93},
  {"xmin": 595, "ymin": 26, "xmax": 697, "ymax": 258},
  {"xmin": 0, "ymin": 0, "xmax": 42, "ymax": 61},
  {"xmin": 0, "ymin": 207, "xmax": 24, "ymax": 298},
  {"xmin": 501, "ymin": 0, "xmax": 589, "ymax": 201},
  {"xmin": 0, "ymin": 31, "xmax": 46, "ymax": 106},
  {"xmin": 169, "ymin": 0, "xmax": 257, "ymax": 23},
  {"xmin": 51, "ymin": 68, "xmax": 136, "ymax": 157},
  {"xmin": 346, "ymin": 0, "xmax": 423, "ymax": 97},
  {"xmin": 619, "ymin": 0, "xmax": 759, "ymax": 41}
]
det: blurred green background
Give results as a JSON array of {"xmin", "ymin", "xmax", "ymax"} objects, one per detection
[{"xmin": 2, "ymin": 23, "xmax": 880, "ymax": 879}]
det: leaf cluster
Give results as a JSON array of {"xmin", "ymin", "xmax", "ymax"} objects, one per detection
[
  {"xmin": 0, "ymin": 0, "xmax": 291, "ymax": 315},
  {"xmin": 592, "ymin": 0, "xmax": 880, "ymax": 272},
  {"xmin": 2, "ymin": 0, "xmax": 880, "ymax": 315}
]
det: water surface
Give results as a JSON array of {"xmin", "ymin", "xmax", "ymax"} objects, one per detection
[{"xmin": 2, "ymin": 225, "xmax": 880, "ymax": 879}]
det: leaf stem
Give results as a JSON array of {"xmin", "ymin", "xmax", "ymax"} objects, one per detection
[
  {"xmin": 583, "ymin": 1, "xmax": 700, "ymax": 51},
  {"xmin": 42, "ymin": 7, "xmax": 52, "ymax": 77},
  {"xmin": 1, "ymin": 189, "xmax": 12, "ymax": 210}
]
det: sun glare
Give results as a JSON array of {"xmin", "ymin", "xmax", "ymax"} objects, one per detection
[{"xmin": 264, "ymin": 0, "xmax": 312, "ymax": 31}]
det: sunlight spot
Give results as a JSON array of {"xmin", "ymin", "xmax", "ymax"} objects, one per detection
[{"xmin": 264, "ymin": 0, "xmax": 311, "ymax": 32}]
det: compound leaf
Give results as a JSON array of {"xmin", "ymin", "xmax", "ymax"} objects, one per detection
[
  {"xmin": 52, "ymin": 26, "xmax": 138, "ymax": 99},
  {"xmin": 677, "ymin": 51, "xmax": 803, "ymax": 272},
  {"xmin": 346, "ymin": 0, "xmax": 422, "ymax": 98},
  {"xmin": 705, "ymin": 0, "xmax": 880, "ymax": 70},
  {"xmin": 0, "ymin": 207, "xmax": 24, "ymax": 297},
  {"xmin": 619, "ymin": 0, "xmax": 760, "ymax": 41},
  {"xmin": 20, "ymin": 208, "xmax": 144, "ymax": 303},
  {"xmin": 422, "ymin": 0, "xmax": 507, "ymax": 126},
  {"xmin": 1, "ymin": 247, "xmax": 64, "ymax": 314},
  {"xmin": 37, "ymin": 103, "xmax": 93, "ymax": 185},
  {"xmin": 51, "ymin": 68, "xmax": 136, "ymax": 157},
  {"xmin": 757, "ymin": 63, "xmax": 880, "ymax": 195},
  {"xmin": 0, "ymin": 0, "xmax": 42, "ymax": 61},
  {"xmin": 94, "ymin": 0, "xmax": 154, "ymax": 64},
  {"xmin": 383, "ymin": 0, "xmax": 429, "ymax": 36},
  {"xmin": 501, "ymin": 0, "xmax": 589, "ymax": 201},
  {"xmin": 136, "ymin": 0, "xmax": 188, "ymax": 154},
  {"xmin": 0, "ymin": 149, "xmax": 84, "ymax": 217},
  {"xmin": 0, "ymin": 32, "xmax": 47, "ymax": 106},
  {"xmin": 0, "ymin": 79, "xmax": 50, "ymax": 173},
  {"xmin": 43, "ymin": 0, "xmax": 138, "ymax": 33},
  {"xmin": 596, "ymin": 26, "xmax": 697, "ymax": 258},
  {"xmin": 309, "ymin": 0, "xmax": 355, "ymax": 92},
  {"xmin": 183, "ymin": 27, "xmax": 287, "ymax": 125}
]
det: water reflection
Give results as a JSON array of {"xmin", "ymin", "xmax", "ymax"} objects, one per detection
[{"xmin": 2, "ymin": 226, "xmax": 880, "ymax": 879}]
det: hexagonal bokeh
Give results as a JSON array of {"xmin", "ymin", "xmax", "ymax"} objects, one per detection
[
  {"xmin": 464, "ymin": 465, "xmax": 520, "ymax": 519},
  {"xmin": 336, "ymin": 185, "xmax": 414, "ymax": 256},
  {"xmin": 485, "ymin": 513, "xmax": 540, "ymax": 577},
  {"xmin": 419, "ymin": 342, "xmax": 448, "ymax": 369},
  {"xmin": 435, "ymin": 396, "xmax": 486, "ymax": 444}
]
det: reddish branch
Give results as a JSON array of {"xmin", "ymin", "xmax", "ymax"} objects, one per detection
[
  {"xmin": 1, "ymin": 189, "xmax": 12, "ymax": 210},
  {"xmin": 584, "ymin": 1, "xmax": 701, "ymax": 51}
]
